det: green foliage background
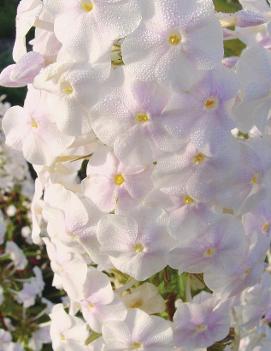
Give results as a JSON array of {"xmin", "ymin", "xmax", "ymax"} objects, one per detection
[{"xmin": 0, "ymin": 0, "xmax": 26, "ymax": 106}]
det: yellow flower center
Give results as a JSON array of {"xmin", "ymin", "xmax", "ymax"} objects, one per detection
[
  {"xmin": 60, "ymin": 334, "xmax": 65, "ymax": 342},
  {"xmin": 204, "ymin": 97, "xmax": 219, "ymax": 110},
  {"xmin": 251, "ymin": 173, "xmax": 260, "ymax": 185},
  {"xmin": 81, "ymin": 1, "xmax": 94, "ymax": 12},
  {"xmin": 242, "ymin": 268, "xmax": 252, "ymax": 280},
  {"xmin": 262, "ymin": 223, "xmax": 270, "ymax": 234},
  {"xmin": 223, "ymin": 208, "xmax": 234, "ymax": 215},
  {"xmin": 195, "ymin": 323, "xmax": 207, "ymax": 333},
  {"xmin": 61, "ymin": 82, "xmax": 74, "ymax": 95},
  {"xmin": 88, "ymin": 302, "xmax": 95, "ymax": 309},
  {"xmin": 203, "ymin": 247, "xmax": 216, "ymax": 257},
  {"xmin": 133, "ymin": 243, "xmax": 144, "ymax": 253},
  {"xmin": 183, "ymin": 195, "xmax": 194, "ymax": 205},
  {"xmin": 193, "ymin": 152, "xmax": 206, "ymax": 165},
  {"xmin": 135, "ymin": 112, "xmax": 150, "ymax": 123},
  {"xmin": 114, "ymin": 173, "xmax": 125, "ymax": 186},
  {"xmin": 31, "ymin": 118, "xmax": 38, "ymax": 129},
  {"xmin": 130, "ymin": 299, "xmax": 143, "ymax": 309},
  {"xmin": 168, "ymin": 33, "xmax": 182, "ymax": 46},
  {"xmin": 131, "ymin": 342, "xmax": 143, "ymax": 350}
]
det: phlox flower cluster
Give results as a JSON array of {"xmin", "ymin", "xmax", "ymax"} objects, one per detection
[
  {"xmin": 2, "ymin": 0, "xmax": 271, "ymax": 350},
  {"xmin": 0, "ymin": 112, "xmax": 54, "ymax": 351}
]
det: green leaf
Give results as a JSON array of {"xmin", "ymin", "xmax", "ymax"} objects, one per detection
[
  {"xmin": 214, "ymin": 0, "xmax": 242, "ymax": 13},
  {"xmin": 85, "ymin": 331, "xmax": 102, "ymax": 345},
  {"xmin": 224, "ymin": 39, "xmax": 246, "ymax": 57}
]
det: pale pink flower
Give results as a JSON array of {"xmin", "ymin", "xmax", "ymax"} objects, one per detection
[{"xmin": 102, "ymin": 309, "xmax": 173, "ymax": 350}]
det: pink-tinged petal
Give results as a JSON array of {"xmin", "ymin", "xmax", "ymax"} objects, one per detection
[
  {"xmin": 189, "ymin": 114, "xmax": 234, "ymax": 156},
  {"xmin": 98, "ymin": 210, "xmax": 172, "ymax": 280},
  {"xmin": 110, "ymin": 252, "xmax": 166, "ymax": 281},
  {"xmin": 233, "ymin": 96, "xmax": 271, "ymax": 132},
  {"xmin": 0, "ymin": 65, "xmax": 20, "ymax": 87},
  {"xmin": 91, "ymin": 113, "xmax": 130, "ymax": 146},
  {"xmin": 114, "ymin": 126, "xmax": 154, "ymax": 166},
  {"xmin": 10, "ymin": 51, "xmax": 44, "ymax": 84},
  {"xmin": 169, "ymin": 217, "xmax": 246, "ymax": 274},
  {"xmin": 83, "ymin": 299, "xmax": 126, "ymax": 333},
  {"xmin": 173, "ymin": 295, "xmax": 230, "ymax": 349},
  {"xmin": 123, "ymin": 171, "xmax": 152, "ymax": 199},
  {"xmin": 155, "ymin": 48, "xmax": 203, "ymax": 91},
  {"xmin": 169, "ymin": 204, "xmax": 217, "ymax": 243},
  {"xmin": 130, "ymin": 81, "xmax": 169, "ymax": 115},
  {"xmin": 13, "ymin": 0, "xmax": 43, "ymax": 61},
  {"xmin": 102, "ymin": 321, "xmax": 131, "ymax": 349},
  {"xmin": 148, "ymin": 121, "xmax": 183, "ymax": 153},
  {"xmin": 239, "ymin": 0, "xmax": 270, "ymax": 12},
  {"xmin": 2, "ymin": 106, "xmax": 28, "ymax": 150},
  {"xmin": 87, "ymin": 148, "xmax": 117, "ymax": 178},
  {"xmin": 0, "ymin": 51, "xmax": 45, "ymax": 87},
  {"xmin": 128, "ymin": 309, "xmax": 172, "ymax": 345},
  {"xmin": 82, "ymin": 269, "xmax": 114, "ymax": 304},
  {"xmin": 91, "ymin": 89, "xmax": 132, "ymax": 145},
  {"xmin": 44, "ymin": 184, "xmax": 90, "ymax": 234},
  {"xmin": 237, "ymin": 45, "xmax": 271, "ymax": 100},
  {"xmin": 48, "ymin": 94, "xmax": 91, "ymax": 136},
  {"xmin": 95, "ymin": 0, "xmax": 142, "ymax": 38},
  {"xmin": 116, "ymin": 187, "xmax": 137, "ymax": 213},
  {"xmin": 55, "ymin": 10, "xmax": 112, "ymax": 64},
  {"xmin": 32, "ymin": 30, "xmax": 61, "ymax": 59},
  {"xmin": 98, "ymin": 300, "xmax": 127, "ymax": 324},
  {"xmin": 184, "ymin": 17, "xmax": 224, "ymax": 70},
  {"xmin": 83, "ymin": 176, "xmax": 116, "ymax": 213},
  {"xmin": 154, "ymin": 0, "xmax": 214, "ymax": 30},
  {"xmin": 103, "ymin": 309, "xmax": 173, "ymax": 349},
  {"xmin": 97, "ymin": 214, "xmax": 139, "ymax": 253},
  {"xmin": 60, "ymin": 260, "xmax": 88, "ymax": 301},
  {"xmin": 197, "ymin": 65, "xmax": 239, "ymax": 102},
  {"xmin": 36, "ymin": 121, "xmax": 74, "ymax": 157},
  {"xmin": 22, "ymin": 133, "xmax": 53, "ymax": 165},
  {"xmin": 121, "ymin": 24, "xmax": 163, "ymax": 65},
  {"xmin": 160, "ymin": 96, "xmax": 201, "ymax": 138},
  {"xmin": 235, "ymin": 10, "xmax": 266, "ymax": 28},
  {"xmin": 54, "ymin": 0, "xmax": 141, "ymax": 64}
]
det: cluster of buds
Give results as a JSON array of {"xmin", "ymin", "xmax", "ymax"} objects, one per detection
[{"xmin": 2, "ymin": 0, "xmax": 271, "ymax": 350}]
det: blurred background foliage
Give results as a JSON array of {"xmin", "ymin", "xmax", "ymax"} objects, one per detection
[
  {"xmin": 0, "ymin": 0, "xmax": 26, "ymax": 106},
  {"xmin": 0, "ymin": 0, "xmax": 243, "ymax": 106}
]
